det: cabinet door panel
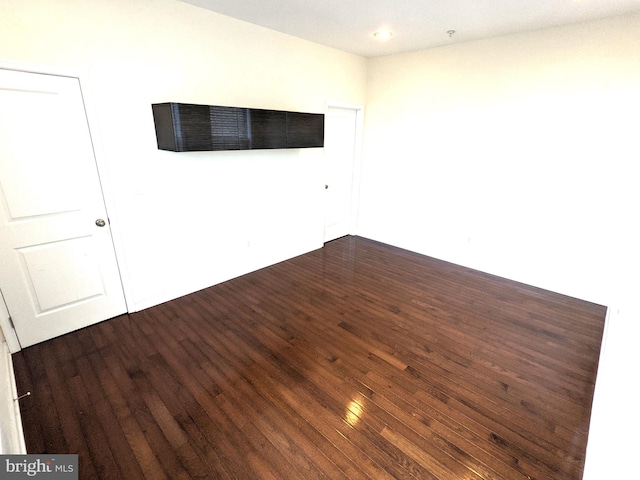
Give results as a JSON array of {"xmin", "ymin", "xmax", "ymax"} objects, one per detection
[
  {"xmin": 249, "ymin": 109, "xmax": 286, "ymax": 149},
  {"xmin": 176, "ymin": 103, "xmax": 212, "ymax": 151},
  {"xmin": 287, "ymin": 112, "xmax": 324, "ymax": 148}
]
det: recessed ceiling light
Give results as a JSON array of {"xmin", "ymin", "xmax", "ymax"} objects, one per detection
[{"xmin": 373, "ymin": 30, "xmax": 393, "ymax": 41}]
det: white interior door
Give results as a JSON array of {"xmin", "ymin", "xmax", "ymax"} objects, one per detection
[
  {"xmin": 324, "ymin": 106, "xmax": 359, "ymax": 242},
  {"xmin": 0, "ymin": 68, "xmax": 126, "ymax": 348}
]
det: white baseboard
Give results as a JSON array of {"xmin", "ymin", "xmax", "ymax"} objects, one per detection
[{"xmin": 0, "ymin": 340, "xmax": 26, "ymax": 454}]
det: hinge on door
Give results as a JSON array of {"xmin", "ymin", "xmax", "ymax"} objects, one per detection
[{"xmin": 8, "ymin": 315, "xmax": 15, "ymax": 330}]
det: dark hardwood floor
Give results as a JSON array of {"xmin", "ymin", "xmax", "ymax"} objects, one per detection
[{"xmin": 13, "ymin": 236, "xmax": 606, "ymax": 479}]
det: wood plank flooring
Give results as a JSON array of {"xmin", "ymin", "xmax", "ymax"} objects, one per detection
[{"xmin": 13, "ymin": 236, "xmax": 607, "ymax": 479}]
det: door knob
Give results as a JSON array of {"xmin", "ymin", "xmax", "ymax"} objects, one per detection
[
  {"xmin": 95, "ymin": 219, "xmax": 106, "ymax": 227},
  {"xmin": 325, "ymin": 184, "xmax": 329, "ymax": 189}
]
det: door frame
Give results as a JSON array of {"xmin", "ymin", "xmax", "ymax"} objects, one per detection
[
  {"xmin": 324, "ymin": 101, "xmax": 365, "ymax": 240},
  {"xmin": 0, "ymin": 59, "xmax": 131, "ymax": 353}
]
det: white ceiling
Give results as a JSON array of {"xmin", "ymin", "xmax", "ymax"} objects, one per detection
[{"xmin": 180, "ymin": 0, "xmax": 640, "ymax": 57}]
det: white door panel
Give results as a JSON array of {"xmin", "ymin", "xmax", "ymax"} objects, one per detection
[
  {"xmin": 18, "ymin": 236, "xmax": 106, "ymax": 311},
  {"xmin": 0, "ymin": 68, "xmax": 126, "ymax": 348},
  {"xmin": 324, "ymin": 106, "xmax": 358, "ymax": 242}
]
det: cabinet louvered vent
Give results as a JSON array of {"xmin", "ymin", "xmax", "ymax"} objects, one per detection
[
  {"xmin": 152, "ymin": 102, "xmax": 324, "ymax": 152},
  {"xmin": 210, "ymin": 106, "xmax": 250, "ymax": 150}
]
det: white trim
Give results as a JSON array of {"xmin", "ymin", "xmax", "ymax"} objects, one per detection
[
  {"xmin": 0, "ymin": 339, "xmax": 26, "ymax": 454},
  {"xmin": 0, "ymin": 290, "xmax": 20, "ymax": 354},
  {"xmin": 325, "ymin": 101, "xmax": 365, "ymax": 238},
  {"xmin": 0, "ymin": 59, "xmax": 87, "ymax": 79}
]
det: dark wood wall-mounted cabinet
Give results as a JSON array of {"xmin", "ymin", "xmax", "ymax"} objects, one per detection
[{"xmin": 152, "ymin": 103, "xmax": 324, "ymax": 152}]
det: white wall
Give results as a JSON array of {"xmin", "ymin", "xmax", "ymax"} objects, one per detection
[
  {"xmin": 361, "ymin": 13, "xmax": 640, "ymax": 478},
  {"xmin": 362, "ymin": 14, "xmax": 640, "ymax": 306},
  {"xmin": 1, "ymin": 0, "xmax": 367, "ymax": 310}
]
